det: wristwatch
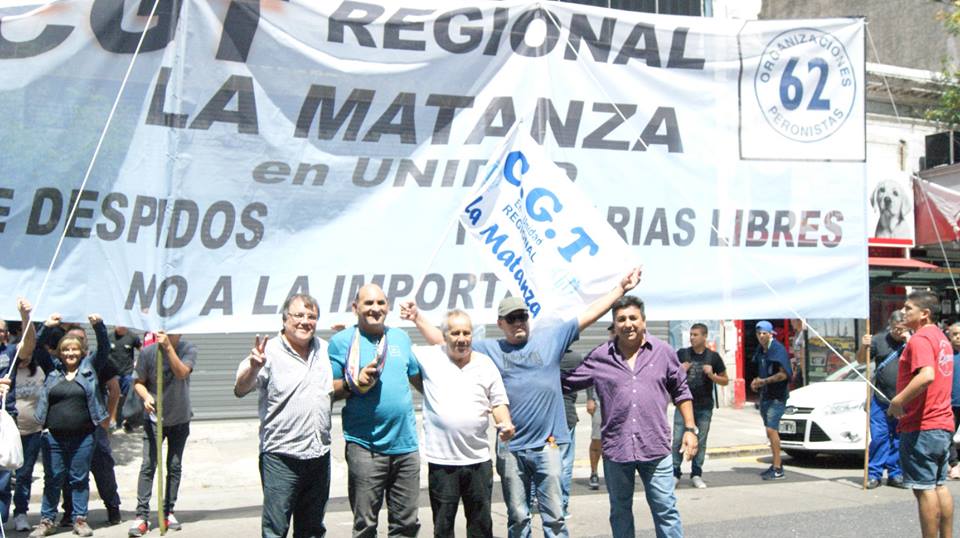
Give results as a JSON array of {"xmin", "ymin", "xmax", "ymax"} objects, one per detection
[{"xmin": 684, "ymin": 426, "xmax": 699, "ymax": 435}]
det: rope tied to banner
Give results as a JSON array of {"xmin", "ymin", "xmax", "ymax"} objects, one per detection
[{"xmin": 3, "ymin": 0, "xmax": 168, "ymax": 529}]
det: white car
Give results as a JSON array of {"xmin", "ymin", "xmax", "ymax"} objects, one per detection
[{"xmin": 778, "ymin": 362, "xmax": 869, "ymax": 460}]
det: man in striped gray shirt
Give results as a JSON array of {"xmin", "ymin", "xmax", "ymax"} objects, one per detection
[{"xmin": 235, "ymin": 293, "xmax": 334, "ymax": 538}]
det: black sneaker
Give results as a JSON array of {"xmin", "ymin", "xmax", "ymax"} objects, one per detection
[
  {"xmin": 866, "ymin": 478, "xmax": 881, "ymax": 489},
  {"xmin": 106, "ymin": 506, "xmax": 122, "ymax": 526},
  {"xmin": 588, "ymin": 473, "xmax": 600, "ymax": 490},
  {"xmin": 58, "ymin": 514, "xmax": 74, "ymax": 528},
  {"xmin": 887, "ymin": 475, "xmax": 907, "ymax": 489}
]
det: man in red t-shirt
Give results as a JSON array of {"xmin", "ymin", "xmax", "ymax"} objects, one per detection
[{"xmin": 889, "ymin": 290, "xmax": 954, "ymax": 538}]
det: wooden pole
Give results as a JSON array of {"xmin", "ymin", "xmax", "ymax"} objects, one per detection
[
  {"xmin": 156, "ymin": 344, "xmax": 166, "ymax": 534},
  {"xmin": 862, "ymin": 319, "xmax": 871, "ymax": 490}
]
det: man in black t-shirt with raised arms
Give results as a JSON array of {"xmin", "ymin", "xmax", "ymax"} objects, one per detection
[
  {"xmin": 672, "ymin": 323, "xmax": 728, "ymax": 488},
  {"xmin": 109, "ymin": 326, "xmax": 141, "ymax": 431},
  {"xmin": 857, "ymin": 310, "xmax": 909, "ymax": 489}
]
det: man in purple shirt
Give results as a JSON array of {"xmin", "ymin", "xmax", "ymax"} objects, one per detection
[{"xmin": 562, "ymin": 296, "xmax": 697, "ymax": 538}]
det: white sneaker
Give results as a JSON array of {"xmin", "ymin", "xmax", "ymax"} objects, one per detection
[
  {"xmin": 164, "ymin": 512, "xmax": 182, "ymax": 531},
  {"xmin": 13, "ymin": 513, "xmax": 29, "ymax": 531},
  {"xmin": 128, "ymin": 517, "xmax": 149, "ymax": 537},
  {"xmin": 691, "ymin": 476, "xmax": 707, "ymax": 489}
]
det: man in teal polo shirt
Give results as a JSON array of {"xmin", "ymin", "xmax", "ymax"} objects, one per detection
[{"xmin": 329, "ymin": 284, "xmax": 421, "ymax": 537}]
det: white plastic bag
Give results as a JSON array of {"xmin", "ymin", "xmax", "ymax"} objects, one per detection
[{"xmin": 0, "ymin": 407, "xmax": 22, "ymax": 470}]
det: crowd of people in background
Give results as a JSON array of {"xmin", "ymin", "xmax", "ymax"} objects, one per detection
[
  {"xmin": 0, "ymin": 303, "xmax": 194, "ymax": 537},
  {"xmin": 1, "ymin": 282, "xmax": 959, "ymax": 538}
]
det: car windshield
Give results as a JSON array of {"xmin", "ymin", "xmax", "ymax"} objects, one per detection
[{"xmin": 825, "ymin": 361, "xmax": 868, "ymax": 382}]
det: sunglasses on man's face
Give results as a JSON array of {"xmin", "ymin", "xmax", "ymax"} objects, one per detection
[{"xmin": 503, "ymin": 312, "xmax": 529, "ymax": 324}]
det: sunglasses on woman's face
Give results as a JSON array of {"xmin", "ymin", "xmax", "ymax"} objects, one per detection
[{"xmin": 503, "ymin": 312, "xmax": 529, "ymax": 324}]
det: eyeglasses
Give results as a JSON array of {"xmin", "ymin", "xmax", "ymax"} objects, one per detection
[
  {"xmin": 503, "ymin": 312, "xmax": 529, "ymax": 324},
  {"xmin": 288, "ymin": 312, "xmax": 318, "ymax": 322}
]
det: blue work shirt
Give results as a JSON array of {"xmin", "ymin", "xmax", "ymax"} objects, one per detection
[{"xmin": 473, "ymin": 318, "xmax": 579, "ymax": 451}]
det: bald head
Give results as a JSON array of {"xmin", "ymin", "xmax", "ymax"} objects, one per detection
[{"xmin": 353, "ymin": 284, "xmax": 389, "ymax": 336}]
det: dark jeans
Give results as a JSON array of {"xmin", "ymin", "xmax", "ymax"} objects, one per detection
[
  {"xmin": 0, "ymin": 469, "xmax": 10, "ymax": 523},
  {"xmin": 13, "ymin": 431, "xmax": 43, "ymax": 515},
  {"xmin": 949, "ymin": 407, "xmax": 960, "ymax": 466},
  {"xmin": 428, "ymin": 461, "xmax": 493, "ymax": 538},
  {"xmin": 345, "ymin": 442, "xmax": 420, "ymax": 537},
  {"xmin": 136, "ymin": 421, "xmax": 190, "ymax": 518},
  {"xmin": 40, "ymin": 431, "xmax": 95, "ymax": 521},
  {"xmin": 116, "ymin": 375, "xmax": 133, "ymax": 424},
  {"xmin": 671, "ymin": 407, "xmax": 713, "ymax": 478},
  {"xmin": 260, "ymin": 452, "xmax": 331, "ymax": 538},
  {"xmin": 63, "ymin": 426, "xmax": 120, "ymax": 515}
]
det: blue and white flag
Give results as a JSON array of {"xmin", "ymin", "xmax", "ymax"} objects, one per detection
[{"xmin": 460, "ymin": 124, "xmax": 638, "ymax": 321}]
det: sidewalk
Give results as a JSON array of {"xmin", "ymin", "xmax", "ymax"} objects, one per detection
[{"xmin": 15, "ymin": 405, "xmax": 770, "ymax": 536}]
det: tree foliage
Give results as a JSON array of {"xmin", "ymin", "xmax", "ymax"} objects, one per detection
[{"xmin": 928, "ymin": 1, "xmax": 960, "ymax": 126}]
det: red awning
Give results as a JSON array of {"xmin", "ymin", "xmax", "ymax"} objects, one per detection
[
  {"xmin": 915, "ymin": 178, "xmax": 960, "ymax": 246},
  {"xmin": 868, "ymin": 256, "xmax": 939, "ymax": 270}
]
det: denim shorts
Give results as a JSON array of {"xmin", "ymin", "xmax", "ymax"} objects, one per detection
[
  {"xmin": 760, "ymin": 399, "xmax": 786, "ymax": 430},
  {"xmin": 900, "ymin": 429, "xmax": 952, "ymax": 490}
]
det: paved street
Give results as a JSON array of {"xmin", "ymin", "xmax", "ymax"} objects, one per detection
[{"xmin": 10, "ymin": 405, "xmax": 959, "ymax": 537}]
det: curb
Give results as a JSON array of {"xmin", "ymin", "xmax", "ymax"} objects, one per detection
[{"xmin": 705, "ymin": 444, "xmax": 769, "ymax": 459}]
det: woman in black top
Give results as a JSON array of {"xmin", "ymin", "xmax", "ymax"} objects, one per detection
[{"xmin": 29, "ymin": 315, "xmax": 109, "ymax": 538}]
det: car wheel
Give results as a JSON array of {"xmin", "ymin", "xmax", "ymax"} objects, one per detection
[{"xmin": 784, "ymin": 449, "xmax": 818, "ymax": 462}]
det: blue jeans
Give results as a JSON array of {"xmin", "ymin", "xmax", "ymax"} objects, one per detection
[
  {"xmin": 760, "ymin": 399, "xmax": 786, "ymax": 430},
  {"xmin": 40, "ymin": 431, "xmax": 95, "ymax": 521},
  {"xmin": 495, "ymin": 440, "xmax": 567, "ymax": 538},
  {"xmin": 0, "ymin": 469, "xmax": 10, "ymax": 523},
  {"xmin": 118, "ymin": 375, "xmax": 133, "ymax": 398},
  {"xmin": 868, "ymin": 396, "xmax": 901, "ymax": 480},
  {"xmin": 671, "ymin": 407, "xmax": 713, "ymax": 477},
  {"xmin": 63, "ymin": 426, "xmax": 120, "ymax": 515},
  {"xmin": 13, "ymin": 432, "xmax": 44, "ymax": 515},
  {"xmin": 604, "ymin": 456, "xmax": 682, "ymax": 538},
  {"xmin": 559, "ymin": 427, "xmax": 575, "ymax": 514},
  {"xmin": 260, "ymin": 452, "xmax": 330, "ymax": 538}
]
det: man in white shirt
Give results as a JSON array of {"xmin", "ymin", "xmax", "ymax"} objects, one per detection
[
  {"xmin": 234, "ymin": 293, "xmax": 334, "ymax": 538},
  {"xmin": 412, "ymin": 310, "xmax": 515, "ymax": 538}
]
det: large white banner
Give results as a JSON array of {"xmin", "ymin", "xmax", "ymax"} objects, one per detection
[{"xmin": 0, "ymin": 1, "xmax": 868, "ymax": 332}]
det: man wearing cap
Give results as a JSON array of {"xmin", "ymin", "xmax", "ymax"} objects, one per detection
[
  {"xmin": 751, "ymin": 320, "xmax": 792, "ymax": 481},
  {"xmin": 402, "ymin": 266, "xmax": 641, "ymax": 538}
]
